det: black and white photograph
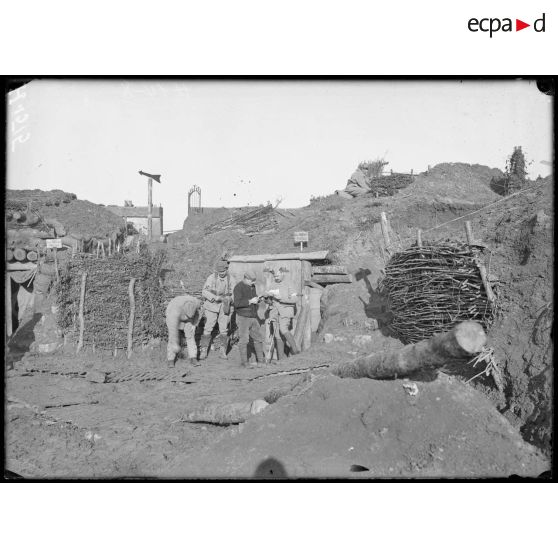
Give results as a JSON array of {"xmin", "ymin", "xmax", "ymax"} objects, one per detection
[{"xmin": 4, "ymin": 78, "xmax": 553, "ymax": 479}]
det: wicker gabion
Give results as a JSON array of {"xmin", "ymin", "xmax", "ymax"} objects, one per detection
[
  {"xmin": 55, "ymin": 250, "xmax": 166, "ymax": 350},
  {"xmin": 379, "ymin": 242, "xmax": 496, "ymax": 344}
]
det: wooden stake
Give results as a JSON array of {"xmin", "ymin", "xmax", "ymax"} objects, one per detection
[
  {"xmin": 6, "ymin": 273, "xmax": 12, "ymax": 338},
  {"xmin": 380, "ymin": 212, "xmax": 391, "ymax": 252},
  {"xmin": 54, "ymin": 248, "xmax": 59, "ymax": 280},
  {"xmin": 148, "ymin": 177, "xmax": 153, "ymax": 241},
  {"xmin": 416, "ymin": 229, "xmax": 423, "ymax": 247},
  {"xmin": 474, "ymin": 258, "xmax": 496, "ymax": 304},
  {"xmin": 101, "ymin": 242, "xmax": 106, "ymax": 259},
  {"xmin": 76, "ymin": 272, "xmax": 87, "ymax": 353},
  {"xmin": 127, "ymin": 278, "xmax": 136, "ymax": 359},
  {"xmin": 465, "ymin": 221, "xmax": 474, "ymax": 246}
]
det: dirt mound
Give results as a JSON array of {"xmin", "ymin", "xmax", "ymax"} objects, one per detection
[
  {"xmin": 7, "ymin": 189, "xmax": 125, "ymax": 240},
  {"xmin": 408, "ymin": 163, "xmax": 503, "ymax": 204},
  {"xmin": 6, "ymin": 189, "xmax": 77, "ymax": 208},
  {"xmin": 464, "ymin": 177, "xmax": 554, "ymax": 454},
  {"xmin": 165, "ymin": 373, "xmax": 548, "ymax": 478}
]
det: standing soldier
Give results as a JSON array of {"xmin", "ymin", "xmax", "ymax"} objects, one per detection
[
  {"xmin": 265, "ymin": 267, "xmax": 300, "ymax": 359},
  {"xmin": 165, "ymin": 295, "xmax": 202, "ymax": 368},
  {"xmin": 233, "ymin": 271, "xmax": 266, "ymax": 368},
  {"xmin": 200, "ymin": 261, "xmax": 233, "ymax": 360}
]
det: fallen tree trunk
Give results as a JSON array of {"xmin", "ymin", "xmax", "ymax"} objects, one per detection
[
  {"xmin": 333, "ymin": 321, "xmax": 486, "ymax": 380},
  {"xmin": 181, "ymin": 399, "xmax": 269, "ymax": 425}
]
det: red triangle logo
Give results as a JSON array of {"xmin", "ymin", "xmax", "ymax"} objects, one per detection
[{"xmin": 516, "ymin": 19, "xmax": 530, "ymax": 31}]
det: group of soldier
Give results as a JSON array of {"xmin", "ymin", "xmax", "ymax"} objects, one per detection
[{"xmin": 165, "ymin": 260, "xmax": 301, "ymax": 369}]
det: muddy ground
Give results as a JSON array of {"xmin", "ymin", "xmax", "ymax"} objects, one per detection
[
  {"xmin": 5, "ymin": 330, "xmax": 550, "ymax": 479},
  {"xmin": 5, "ymin": 164, "xmax": 553, "ymax": 479}
]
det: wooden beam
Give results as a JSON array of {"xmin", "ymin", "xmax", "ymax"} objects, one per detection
[
  {"xmin": 311, "ymin": 265, "xmax": 348, "ymax": 274},
  {"xmin": 6, "ymin": 262, "xmax": 38, "ymax": 271},
  {"xmin": 229, "ymin": 250, "xmax": 329, "ymax": 263},
  {"xmin": 311, "ymin": 274, "xmax": 352, "ymax": 284},
  {"xmin": 304, "ymin": 280, "xmax": 325, "ymax": 290}
]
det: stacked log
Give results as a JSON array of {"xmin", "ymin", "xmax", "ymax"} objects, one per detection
[{"xmin": 13, "ymin": 248, "xmax": 27, "ymax": 261}]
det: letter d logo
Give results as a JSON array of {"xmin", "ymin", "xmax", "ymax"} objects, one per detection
[{"xmin": 534, "ymin": 13, "xmax": 546, "ymax": 32}]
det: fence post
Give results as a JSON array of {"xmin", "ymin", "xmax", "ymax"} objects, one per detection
[
  {"xmin": 76, "ymin": 271, "xmax": 87, "ymax": 353},
  {"xmin": 127, "ymin": 278, "xmax": 137, "ymax": 359},
  {"xmin": 380, "ymin": 212, "xmax": 391, "ymax": 252},
  {"xmin": 416, "ymin": 229, "xmax": 423, "ymax": 247},
  {"xmin": 465, "ymin": 221, "xmax": 474, "ymax": 246}
]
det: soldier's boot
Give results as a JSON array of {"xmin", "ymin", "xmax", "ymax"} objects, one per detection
[
  {"xmin": 283, "ymin": 331, "xmax": 301, "ymax": 355},
  {"xmin": 189, "ymin": 357, "xmax": 201, "ymax": 367},
  {"xmin": 218, "ymin": 334, "xmax": 229, "ymax": 360},
  {"xmin": 167, "ymin": 357, "xmax": 176, "ymax": 368},
  {"xmin": 253, "ymin": 341, "xmax": 267, "ymax": 367},
  {"xmin": 199, "ymin": 334, "xmax": 211, "ymax": 360},
  {"xmin": 239, "ymin": 343, "xmax": 251, "ymax": 368},
  {"xmin": 275, "ymin": 337, "xmax": 286, "ymax": 360}
]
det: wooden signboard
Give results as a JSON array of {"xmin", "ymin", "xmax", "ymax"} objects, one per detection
[
  {"xmin": 294, "ymin": 231, "xmax": 308, "ymax": 252},
  {"xmin": 293, "ymin": 231, "xmax": 309, "ymax": 243},
  {"xmin": 46, "ymin": 238, "xmax": 62, "ymax": 249}
]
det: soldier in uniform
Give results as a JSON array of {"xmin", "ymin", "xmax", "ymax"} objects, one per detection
[
  {"xmin": 200, "ymin": 261, "xmax": 233, "ymax": 360},
  {"xmin": 165, "ymin": 295, "xmax": 202, "ymax": 368},
  {"xmin": 264, "ymin": 267, "xmax": 300, "ymax": 359}
]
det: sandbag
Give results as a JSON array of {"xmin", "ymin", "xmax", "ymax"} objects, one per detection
[
  {"xmin": 44, "ymin": 219, "xmax": 66, "ymax": 237},
  {"xmin": 347, "ymin": 169, "xmax": 369, "ymax": 190},
  {"xmin": 345, "ymin": 184, "xmax": 369, "ymax": 197},
  {"xmin": 335, "ymin": 190, "xmax": 354, "ymax": 199}
]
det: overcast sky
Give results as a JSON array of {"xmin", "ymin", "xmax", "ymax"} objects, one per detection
[{"xmin": 7, "ymin": 79, "xmax": 553, "ymax": 231}]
